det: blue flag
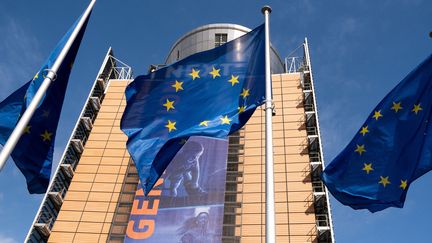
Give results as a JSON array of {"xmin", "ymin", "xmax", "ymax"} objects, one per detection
[
  {"xmin": 121, "ymin": 24, "xmax": 265, "ymax": 194},
  {"xmin": 0, "ymin": 12, "xmax": 91, "ymax": 193},
  {"xmin": 322, "ymin": 54, "xmax": 432, "ymax": 212}
]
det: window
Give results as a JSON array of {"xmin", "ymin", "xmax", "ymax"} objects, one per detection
[{"xmin": 215, "ymin": 33, "xmax": 228, "ymax": 47}]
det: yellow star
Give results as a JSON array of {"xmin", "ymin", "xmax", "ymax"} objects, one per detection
[
  {"xmin": 199, "ymin": 120, "xmax": 210, "ymax": 127},
  {"xmin": 400, "ymin": 180, "xmax": 408, "ymax": 190},
  {"xmin": 359, "ymin": 126, "xmax": 369, "ymax": 136},
  {"xmin": 163, "ymin": 99, "xmax": 175, "ymax": 111},
  {"xmin": 209, "ymin": 66, "xmax": 221, "ymax": 79},
  {"xmin": 238, "ymin": 105, "xmax": 246, "ymax": 113},
  {"xmin": 391, "ymin": 102, "xmax": 403, "ymax": 113},
  {"xmin": 41, "ymin": 130, "xmax": 52, "ymax": 142},
  {"xmin": 378, "ymin": 176, "xmax": 391, "ymax": 187},
  {"xmin": 372, "ymin": 110, "xmax": 383, "ymax": 120},
  {"xmin": 220, "ymin": 115, "xmax": 231, "ymax": 125},
  {"xmin": 355, "ymin": 144, "xmax": 366, "ymax": 155},
  {"xmin": 165, "ymin": 120, "xmax": 176, "ymax": 132},
  {"xmin": 362, "ymin": 163, "xmax": 373, "ymax": 174},
  {"xmin": 240, "ymin": 89, "xmax": 250, "ymax": 99},
  {"xmin": 412, "ymin": 103, "xmax": 422, "ymax": 114},
  {"xmin": 33, "ymin": 72, "xmax": 39, "ymax": 80},
  {"xmin": 228, "ymin": 75, "xmax": 239, "ymax": 86},
  {"xmin": 189, "ymin": 68, "xmax": 200, "ymax": 80},
  {"xmin": 24, "ymin": 125, "xmax": 31, "ymax": 134},
  {"xmin": 171, "ymin": 80, "xmax": 184, "ymax": 92}
]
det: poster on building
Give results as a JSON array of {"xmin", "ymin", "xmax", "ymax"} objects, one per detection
[{"xmin": 125, "ymin": 136, "xmax": 228, "ymax": 243}]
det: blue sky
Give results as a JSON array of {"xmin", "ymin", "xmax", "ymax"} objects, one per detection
[{"xmin": 0, "ymin": 0, "xmax": 431, "ymax": 242}]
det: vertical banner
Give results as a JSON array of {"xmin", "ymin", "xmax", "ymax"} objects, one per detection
[{"xmin": 125, "ymin": 136, "xmax": 228, "ymax": 242}]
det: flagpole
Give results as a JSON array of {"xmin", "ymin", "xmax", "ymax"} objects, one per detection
[
  {"xmin": 262, "ymin": 5, "xmax": 276, "ymax": 243},
  {"xmin": 0, "ymin": 0, "xmax": 96, "ymax": 171}
]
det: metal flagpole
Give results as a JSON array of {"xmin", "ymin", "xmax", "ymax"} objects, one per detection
[
  {"xmin": 262, "ymin": 5, "xmax": 276, "ymax": 243},
  {"xmin": 0, "ymin": 0, "xmax": 96, "ymax": 171}
]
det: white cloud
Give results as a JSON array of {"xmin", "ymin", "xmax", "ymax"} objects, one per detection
[{"xmin": 0, "ymin": 234, "xmax": 17, "ymax": 243}]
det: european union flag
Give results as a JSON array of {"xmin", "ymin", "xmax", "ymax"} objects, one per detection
[
  {"xmin": 121, "ymin": 24, "xmax": 265, "ymax": 194},
  {"xmin": 322, "ymin": 54, "xmax": 432, "ymax": 212},
  {"xmin": 0, "ymin": 13, "xmax": 91, "ymax": 193}
]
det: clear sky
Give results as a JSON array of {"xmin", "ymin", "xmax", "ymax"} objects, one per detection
[{"xmin": 0, "ymin": 0, "xmax": 431, "ymax": 242}]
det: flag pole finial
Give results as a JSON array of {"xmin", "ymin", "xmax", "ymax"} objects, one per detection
[{"xmin": 261, "ymin": 5, "xmax": 272, "ymax": 14}]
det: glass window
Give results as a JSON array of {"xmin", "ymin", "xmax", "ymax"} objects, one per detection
[{"xmin": 215, "ymin": 33, "xmax": 228, "ymax": 47}]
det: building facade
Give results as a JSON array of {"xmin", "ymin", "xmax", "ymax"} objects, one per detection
[{"xmin": 26, "ymin": 24, "xmax": 334, "ymax": 243}]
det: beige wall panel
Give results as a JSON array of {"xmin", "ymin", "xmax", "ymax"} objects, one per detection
[
  {"xmin": 100, "ymin": 157, "xmax": 123, "ymax": 165},
  {"xmin": 274, "ymin": 182, "xmax": 288, "ymax": 192},
  {"xmin": 64, "ymin": 191, "xmax": 89, "ymax": 201},
  {"xmin": 47, "ymin": 232, "xmax": 75, "ymax": 243},
  {"xmin": 287, "ymin": 181, "xmax": 314, "ymax": 192},
  {"xmin": 84, "ymin": 140, "xmax": 107, "ymax": 149},
  {"xmin": 91, "ymin": 182, "xmax": 115, "ymax": 192},
  {"xmin": 241, "ymin": 225, "xmax": 263, "ymax": 236},
  {"xmin": 68, "ymin": 182, "xmax": 92, "ymax": 192},
  {"xmin": 240, "ymin": 237, "xmax": 265, "ymax": 243},
  {"xmin": 287, "ymin": 191, "xmax": 313, "ymax": 202},
  {"xmin": 60, "ymin": 200, "xmax": 86, "ymax": 211},
  {"xmin": 110, "ymin": 127, "xmax": 124, "ymax": 134},
  {"xmin": 87, "ymin": 133, "xmax": 110, "ymax": 141},
  {"xmin": 286, "ymin": 172, "xmax": 311, "ymax": 182},
  {"xmin": 99, "ymin": 105, "xmax": 120, "ymax": 113},
  {"xmin": 51, "ymin": 221, "xmax": 79, "ymax": 232},
  {"xmin": 103, "ymin": 148, "xmax": 127, "ymax": 157},
  {"xmin": 87, "ymin": 125, "xmax": 112, "ymax": 134},
  {"xmin": 288, "ymin": 201, "xmax": 315, "ymax": 213},
  {"xmin": 285, "ymin": 146, "xmax": 308, "ymax": 155},
  {"xmin": 243, "ymin": 147, "xmax": 263, "ymax": 156},
  {"xmin": 105, "ymin": 213, "xmax": 114, "ymax": 223},
  {"xmin": 73, "ymin": 233, "xmax": 101, "ymax": 243},
  {"xmin": 244, "ymin": 131, "xmax": 262, "ymax": 140},
  {"xmin": 81, "ymin": 148, "xmax": 104, "ymax": 157},
  {"xmin": 107, "ymin": 86, "xmax": 126, "ymax": 93},
  {"xmin": 55, "ymin": 211, "xmax": 83, "ymax": 222},
  {"xmin": 93, "ymin": 118, "xmax": 115, "ymax": 126},
  {"xmin": 242, "ymin": 174, "xmax": 263, "ymax": 184},
  {"xmin": 284, "ymin": 137, "xmax": 308, "ymax": 146},
  {"xmin": 94, "ymin": 173, "xmax": 118, "ymax": 183},
  {"xmin": 74, "ymin": 164, "xmax": 98, "ymax": 174},
  {"xmin": 289, "ymin": 224, "xmax": 317, "ymax": 236},
  {"xmin": 290, "ymin": 236, "xmax": 319, "ymax": 243},
  {"xmin": 70, "ymin": 173, "xmax": 95, "ymax": 182},
  {"xmin": 97, "ymin": 165, "xmax": 121, "ymax": 174},
  {"xmin": 87, "ymin": 192, "xmax": 112, "ymax": 202},
  {"xmin": 77, "ymin": 157, "xmax": 101, "ymax": 165},
  {"xmin": 77, "ymin": 222, "xmax": 103, "ymax": 233},
  {"xmin": 84, "ymin": 202, "xmax": 109, "ymax": 212},
  {"xmin": 104, "ymin": 92, "xmax": 124, "ymax": 100},
  {"xmin": 284, "ymin": 154, "xmax": 310, "ymax": 163},
  {"xmin": 80, "ymin": 211, "xmax": 107, "ymax": 223},
  {"xmin": 97, "ymin": 112, "xmax": 117, "ymax": 119},
  {"xmin": 106, "ymin": 141, "xmax": 126, "ymax": 149},
  {"xmin": 285, "ymin": 163, "xmax": 310, "ymax": 173},
  {"xmin": 109, "ymin": 80, "xmax": 129, "ymax": 86},
  {"xmin": 241, "ymin": 213, "xmax": 262, "ymax": 224},
  {"xmin": 288, "ymin": 212, "xmax": 317, "ymax": 224},
  {"xmin": 108, "ymin": 133, "xmax": 128, "ymax": 141},
  {"xmin": 242, "ymin": 193, "xmax": 262, "ymax": 203},
  {"xmin": 242, "ymin": 203, "xmax": 263, "ymax": 214}
]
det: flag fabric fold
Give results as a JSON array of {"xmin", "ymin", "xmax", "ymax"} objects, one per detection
[
  {"xmin": 322, "ymin": 54, "xmax": 432, "ymax": 212},
  {"xmin": 121, "ymin": 24, "xmax": 266, "ymax": 194},
  {"xmin": 0, "ymin": 12, "xmax": 91, "ymax": 193}
]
